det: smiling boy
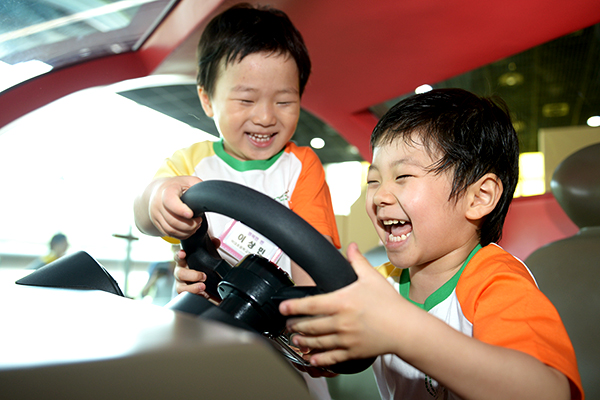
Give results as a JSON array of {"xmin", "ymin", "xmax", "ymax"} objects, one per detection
[
  {"xmin": 134, "ymin": 4, "xmax": 340, "ymax": 292},
  {"xmin": 280, "ymin": 89, "xmax": 583, "ymax": 400}
]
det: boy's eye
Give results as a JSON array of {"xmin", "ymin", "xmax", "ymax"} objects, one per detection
[
  {"xmin": 366, "ymin": 176, "xmax": 380, "ymax": 185},
  {"xmin": 396, "ymin": 175, "xmax": 411, "ymax": 180},
  {"xmin": 276, "ymin": 99, "xmax": 298, "ymax": 106},
  {"xmin": 233, "ymin": 97, "xmax": 254, "ymax": 104}
]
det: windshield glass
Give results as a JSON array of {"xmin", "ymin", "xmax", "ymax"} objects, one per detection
[{"xmin": 0, "ymin": 0, "xmax": 173, "ymax": 92}]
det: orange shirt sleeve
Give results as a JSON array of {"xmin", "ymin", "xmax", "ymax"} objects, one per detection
[
  {"xmin": 286, "ymin": 143, "xmax": 341, "ymax": 248},
  {"xmin": 457, "ymin": 245, "xmax": 583, "ymax": 400}
]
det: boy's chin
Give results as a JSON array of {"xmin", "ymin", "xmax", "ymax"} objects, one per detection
[
  {"xmin": 387, "ymin": 255, "xmax": 411, "ymax": 270},
  {"xmin": 382, "ymin": 243, "xmax": 413, "ymax": 268},
  {"xmin": 248, "ymin": 149, "xmax": 281, "ymax": 160},
  {"xmin": 249, "ymin": 145, "xmax": 287, "ymax": 160}
]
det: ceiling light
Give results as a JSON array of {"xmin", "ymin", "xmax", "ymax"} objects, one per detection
[
  {"xmin": 587, "ymin": 116, "xmax": 600, "ymax": 127},
  {"xmin": 415, "ymin": 84, "xmax": 432, "ymax": 94},
  {"xmin": 310, "ymin": 137, "xmax": 325, "ymax": 149},
  {"xmin": 498, "ymin": 72, "xmax": 524, "ymax": 87},
  {"xmin": 542, "ymin": 102, "xmax": 569, "ymax": 118},
  {"xmin": 512, "ymin": 120, "xmax": 526, "ymax": 132}
]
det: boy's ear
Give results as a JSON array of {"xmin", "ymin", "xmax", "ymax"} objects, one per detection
[
  {"xmin": 465, "ymin": 173, "xmax": 503, "ymax": 220},
  {"xmin": 198, "ymin": 86, "xmax": 214, "ymax": 118}
]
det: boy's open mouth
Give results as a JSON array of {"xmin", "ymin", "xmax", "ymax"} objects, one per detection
[
  {"xmin": 247, "ymin": 132, "xmax": 276, "ymax": 143},
  {"xmin": 382, "ymin": 219, "xmax": 412, "ymax": 242}
]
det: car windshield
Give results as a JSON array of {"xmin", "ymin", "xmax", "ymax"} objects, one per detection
[{"xmin": 0, "ymin": 0, "xmax": 173, "ymax": 92}]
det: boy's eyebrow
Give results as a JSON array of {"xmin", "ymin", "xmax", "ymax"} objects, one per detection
[
  {"xmin": 230, "ymin": 85, "xmax": 299, "ymax": 95},
  {"xmin": 278, "ymin": 87, "xmax": 300, "ymax": 95},
  {"xmin": 368, "ymin": 156, "xmax": 426, "ymax": 174},
  {"xmin": 391, "ymin": 158, "xmax": 416, "ymax": 167},
  {"xmin": 231, "ymin": 85, "xmax": 258, "ymax": 93}
]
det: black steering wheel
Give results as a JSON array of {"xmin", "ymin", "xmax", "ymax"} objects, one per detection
[{"xmin": 167, "ymin": 180, "xmax": 374, "ymax": 374}]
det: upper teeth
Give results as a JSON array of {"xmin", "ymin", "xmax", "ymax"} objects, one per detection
[
  {"xmin": 383, "ymin": 219, "xmax": 406, "ymax": 225},
  {"xmin": 250, "ymin": 133, "xmax": 272, "ymax": 141}
]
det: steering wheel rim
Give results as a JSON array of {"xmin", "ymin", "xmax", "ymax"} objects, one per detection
[{"xmin": 180, "ymin": 180, "xmax": 357, "ymax": 292}]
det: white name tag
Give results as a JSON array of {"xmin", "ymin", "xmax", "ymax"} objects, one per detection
[{"xmin": 218, "ymin": 220, "xmax": 283, "ymax": 264}]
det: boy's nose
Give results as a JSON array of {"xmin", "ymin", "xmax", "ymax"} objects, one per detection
[
  {"xmin": 252, "ymin": 102, "xmax": 276, "ymax": 126},
  {"xmin": 372, "ymin": 183, "xmax": 396, "ymax": 206}
]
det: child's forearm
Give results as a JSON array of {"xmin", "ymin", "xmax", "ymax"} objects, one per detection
[
  {"xmin": 395, "ymin": 312, "xmax": 571, "ymax": 400},
  {"xmin": 133, "ymin": 179, "xmax": 163, "ymax": 237}
]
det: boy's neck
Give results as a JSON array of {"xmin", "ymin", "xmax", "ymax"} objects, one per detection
[{"xmin": 407, "ymin": 242, "xmax": 480, "ymax": 304}]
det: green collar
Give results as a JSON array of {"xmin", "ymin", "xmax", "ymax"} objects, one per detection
[
  {"xmin": 214, "ymin": 140, "xmax": 285, "ymax": 171},
  {"xmin": 399, "ymin": 244, "xmax": 482, "ymax": 311}
]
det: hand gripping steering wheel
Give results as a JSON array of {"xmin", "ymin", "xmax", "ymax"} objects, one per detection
[{"xmin": 166, "ymin": 180, "xmax": 375, "ymax": 374}]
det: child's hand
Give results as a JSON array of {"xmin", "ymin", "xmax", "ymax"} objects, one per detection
[
  {"xmin": 279, "ymin": 242, "xmax": 409, "ymax": 368},
  {"xmin": 286, "ymin": 333, "xmax": 339, "ymax": 378},
  {"xmin": 173, "ymin": 249, "xmax": 208, "ymax": 296},
  {"xmin": 173, "ymin": 240, "xmax": 222, "ymax": 302},
  {"xmin": 148, "ymin": 176, "xmax": 203, "ymax": 239}
]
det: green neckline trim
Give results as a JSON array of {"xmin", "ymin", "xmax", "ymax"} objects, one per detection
[
  {"xmin": 399, "ymin": 244, "xmax": 482, "ymax": 311},
  {"xmin": 213, "ymin": 140, "xmax": 285, "ymax": 171}
]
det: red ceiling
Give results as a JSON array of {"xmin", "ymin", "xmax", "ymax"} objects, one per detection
[
  {"xmin": 281, "ymin": 0, "xmax": 600, "ymax": 159},
  {"xmin": 2, "ymin": 0, "xmax": 599, "ymax": 160}
]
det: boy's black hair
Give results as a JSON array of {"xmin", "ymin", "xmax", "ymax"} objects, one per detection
[
  {"xmin": 196, "ymin": 3, "xmax": 311, "ymax": 97},
  {"xmin": 371, "ymin": 88, "xmax": 520, "ymax": 245}
]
